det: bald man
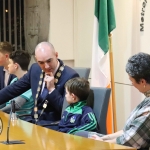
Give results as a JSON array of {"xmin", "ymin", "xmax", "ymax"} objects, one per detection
[{"xmin": 0, "ymin": 42, "xmax": 79, "ymax": 126}]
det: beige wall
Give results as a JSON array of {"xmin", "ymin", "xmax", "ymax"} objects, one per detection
[
  {"xmin": 73, "ymin": 0, "xmax": 94, "ymax": 67},
  {"xmin": 49, "ymin": 0, "xmax": 74, "ymax": 61},
  {"xmin": 49, "ymin": 0, "xmax": 94, "ymax": 68}
]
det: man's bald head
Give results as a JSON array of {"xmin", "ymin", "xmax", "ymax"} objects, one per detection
[
  {"xmin": 35, "ymin": 42, "xmax": 55, "ymax": 55},
  {"xmin": 35, "ymin": 42, "xmax": 58, "ymax": 73}
]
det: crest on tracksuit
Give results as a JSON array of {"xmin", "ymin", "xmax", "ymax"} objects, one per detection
[{"xmin": 70, "ymin": 116, "xmax": 76, "ymax": 123}]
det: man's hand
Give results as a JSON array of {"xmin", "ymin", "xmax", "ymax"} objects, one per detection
[{"xmin": 44, "ymin": 72, "xmax": 55, "ymax": 92}]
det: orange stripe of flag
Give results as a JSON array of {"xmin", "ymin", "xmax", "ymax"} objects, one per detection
[{"xmin": 106, "ymin": 84, "xmax": 112, "ymax": 134}]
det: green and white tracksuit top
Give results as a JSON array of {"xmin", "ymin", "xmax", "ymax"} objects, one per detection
[{"xmin": 58, "ymin": 100, "xmax": 97, "ymax": 134}]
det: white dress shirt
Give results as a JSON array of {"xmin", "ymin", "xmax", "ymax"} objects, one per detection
[{"xmin": 3, "ymin": 68, "xmax": 10, "ymax": 87}]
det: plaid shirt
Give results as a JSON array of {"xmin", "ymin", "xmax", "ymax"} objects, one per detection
[{"xmin": 116, "ymin": 97, "xmax": 150, "ymax": 149}]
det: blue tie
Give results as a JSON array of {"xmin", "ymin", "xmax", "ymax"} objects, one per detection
[{"xmin": 41, "ymin": 84, "xmax": 49, "ymax": 100}]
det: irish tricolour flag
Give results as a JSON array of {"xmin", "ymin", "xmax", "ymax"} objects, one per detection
[
  {"xmin": 91, "ymin": 0, "xmax": 116, "ymax": 87},
  {"xmin": 91, "ymin": 0, "xmax": 116, "ymax": 133}
]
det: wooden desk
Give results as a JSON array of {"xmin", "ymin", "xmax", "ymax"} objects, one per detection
[{"xmin": 0, "ymin": 111, "xmax": 136, "ymax": 150}]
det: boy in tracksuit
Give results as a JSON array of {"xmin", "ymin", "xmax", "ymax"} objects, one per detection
[{"xmin": 58, "ymin": 77, "xmax": 97, "ymax": 134}]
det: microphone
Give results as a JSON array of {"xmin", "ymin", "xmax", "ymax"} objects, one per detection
[
  {"xmin": 11, "ymin": 100, "xmax": 17, "ymax": 121},
  {"xmin": 0, "ymin": 100, "xmax": 25, "ymax": 145}
]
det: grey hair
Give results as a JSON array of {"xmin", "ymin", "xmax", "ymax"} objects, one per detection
[{"xmin": 126, "ymin": 52, "xmax": 150, "ymax": 83}]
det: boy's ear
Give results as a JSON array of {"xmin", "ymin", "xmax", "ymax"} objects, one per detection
[
  {"xmin": 14, "ymin": 63, "xmax": 19, "ymax": 69},
  {"xmin": 71, "ymin": 93, "xmax": 75, "ymax": 99},
  {"xmin": 71, "ymin": 93, "xmax": 77, "ymax": 101}
]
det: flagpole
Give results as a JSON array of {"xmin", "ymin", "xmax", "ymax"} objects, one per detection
[{"xmin": 109, "ymin": 33, "xmax": 117, "ymax": 132}]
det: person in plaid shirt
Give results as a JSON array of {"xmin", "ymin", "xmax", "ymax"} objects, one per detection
[{"xmin": 75, "ymin": 52, "xmax": 150, "ymax": 150}]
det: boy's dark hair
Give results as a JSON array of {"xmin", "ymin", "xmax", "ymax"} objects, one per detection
[
  {"xmin": 9, "ymin": 50, "xmax": 31, "ymax": 71},
  {"xmin": 0, "ymin": 41, "xmax": 13, "ymax": 54},
  {"xmin": 65, "ymin": 77, "xmax": 94, "ymax": 108},
  {"xmin": 65, "ymin": 77, "xmax": 90, "ymax": 100}
]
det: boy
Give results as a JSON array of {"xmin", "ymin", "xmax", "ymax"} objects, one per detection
[
  {"xmin": 58, "ymin": 77, "xmax": 97, "ymax": 134},
  {"xmin": 0, "ymin": 41, "xmax": 16, "ymax": 108},
  {"xmin": 1, "ymin": 50, "xmax": 34, "ymax": 115}
]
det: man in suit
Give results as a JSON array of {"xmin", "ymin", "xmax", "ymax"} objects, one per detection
[
  {"xmin": 0, "ymin": 42, "xmax": 79, "ymax": 126},
  {"xmin": 0, "ymin": 41, "xmax": 16, "ymax": 108},
  {"xmin": 0, "ymin": 41, "xmax": 16, "ymax": 89}
]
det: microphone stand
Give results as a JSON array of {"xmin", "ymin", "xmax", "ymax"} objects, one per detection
[{"xmin": 0, "ymin": 100, "xmax": 25, "ymax": 145}]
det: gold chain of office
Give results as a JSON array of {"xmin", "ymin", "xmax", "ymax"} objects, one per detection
[{"xmin": 33, "ymin": 63, "xmax": 65, "ymax": 120}]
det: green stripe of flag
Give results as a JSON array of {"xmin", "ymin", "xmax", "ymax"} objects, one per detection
[{"xmin": 95, "ymin": 0, "xmax": 116, "ymax": 54}]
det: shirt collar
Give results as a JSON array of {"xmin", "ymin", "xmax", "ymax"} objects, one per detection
[
  {"xmin": 66, "ymin": 100, "xmax": 87, "ymax": 114},
  {"xmin": 3, "ymin": 68, "xmax": 9, "ymax": 73}
]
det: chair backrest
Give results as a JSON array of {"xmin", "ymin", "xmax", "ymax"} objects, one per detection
[
  {"xmin": 73, "ymin": 67, "xmax": 90, "ymax": 80},
  {"xmin": 91, "ymin": 87, "xmax": 111, "ymax": 134},
  {"xmin": 62, "ymin": 87, "xmax": 111, "ymax": 134}
]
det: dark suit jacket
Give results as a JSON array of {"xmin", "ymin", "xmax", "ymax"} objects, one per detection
[
  {"xmin": 0, "ymin": 60, "xmax": 79, "ymax": 124},
  {"xmin": 0, "ymin": 66, "xmax": 16, "ymax": 90}
]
